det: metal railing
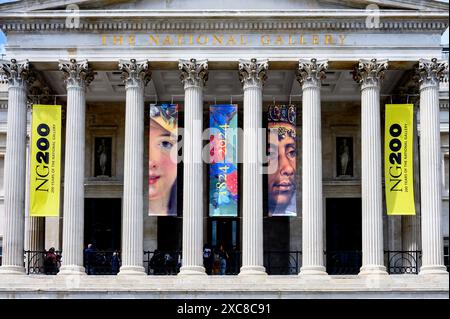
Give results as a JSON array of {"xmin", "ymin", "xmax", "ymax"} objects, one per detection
[
  {"xmin": 25, "ymin": 250, "xmax": 62, "ymax": 275},
  {"xmin": 24, "ymin": 250, "xmax": 120, "ymax": 275},
  {"xmin": 385, "ymin": 250, "xmax": 421, "ymax": 274},
  {"xmin": 23, "ymin": 249, "xmax": 448, "ymax": 275},
  {"xmin": 444, "ymin": 248, "xmax": 449, "ymax": 273},
  {"xmin": 144, "ymin": 250, "xmax": 182, "ymax": 275},
  {"xmin": 264, "ymin": 251, "xmax": 301, "ymax": 275},
  {"xmin": 84, "ymin": 250, "xmax": 121, "ymax": 275},
  {"xmin": 326, "ymin": 250, "xmax": 362, "ymax": 275}
]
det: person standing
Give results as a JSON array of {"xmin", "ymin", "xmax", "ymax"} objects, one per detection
[
  {"xmin": 203, "ymin": 244, "xmax": 213, "ymax": 275},
  {"xmin": 111, "ymin": 250, "xmax": 120, "ymax": 274},
  {"xmin": 44, "ymin": 247, "xmax": 58, "ymax": 274},
  {"xmin": 218, "ymin": 244, "xmax": 229, "ymax": 275},
  {"xmin": 84, "ymin": 243, "xmax": 96, "ymax": 275}
]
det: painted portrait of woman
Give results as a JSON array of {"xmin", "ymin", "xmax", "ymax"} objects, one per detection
[{"xmin": 149, "ymin": 104, "xmax": 178, "ymax": 216}]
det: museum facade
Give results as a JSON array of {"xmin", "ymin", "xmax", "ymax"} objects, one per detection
[{"xmin": 0, "ymin": 0, "xmax": 448, "ymax": 298}]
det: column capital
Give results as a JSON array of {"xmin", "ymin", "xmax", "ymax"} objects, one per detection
[
  {"xmin": 353, "ymin": 58, "xmax": 388, "ymax": 90},
  {"xmin": 0, "ymin": 59, "xmax": 33, "ymax": 87},
  {"xmin": 118, "ymin": 58, "xmax": 151, "ymax": 89},
  {"xmin": 179, "ymin": 58, "xmax": 208, "ymax": 89},
  {"xmin": 238, "ymin": 58, "xmax": 268, "ymax": 90},
  {"xmin": 417, "ymin": 58, "xmax": 448, "ymax": 90},
  {"xmin": 296, "ymin": 58, "xmax": 328, "ymax": 88},
  {"xmin": 58, "ymin": 58, "xmax": 94, "ymax": 88}
]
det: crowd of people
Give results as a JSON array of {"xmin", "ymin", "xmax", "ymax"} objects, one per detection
[
  {"xmin": 42, "ymin": 243, "xmax": 239, "ymax": 275},
  {"xmin": 202, "ymin": 244, "xmax": 239, "ymax": 275}
]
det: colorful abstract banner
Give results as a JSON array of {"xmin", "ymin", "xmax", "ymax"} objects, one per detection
[
  {"xmin": 385, "ymin": 104, "xmax": 415, "ymax": 215},
  {"xmin": 209, "ymin": 104, "xmax": 238, "ymax": 217},
  {"xmin": 149, "ymin": 104, "xmax": 178, "ymax": 216},
  {"xmin": 267, "ymin": 105, "xmax": 297, "ymax": 217},
  {"xmin": 30, "ymin": 105, "xmax": 61, "ymax": 217}
]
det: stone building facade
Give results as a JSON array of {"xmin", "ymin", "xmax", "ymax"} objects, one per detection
[{"xmin": 0, "ymin": 0, "xmax": 448, "ymax": 298}]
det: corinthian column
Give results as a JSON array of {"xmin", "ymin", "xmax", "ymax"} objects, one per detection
[
  {"xmin": 417, "ymin": 58, "xmax": 448, "ymax": 275},
  {"xmin": 0, "ymin": 59, "xmax": 31, "ymax": 275},
  {"xmin": 178, "ymin": 58, "xmax": 208, "ymax": 276},
  {"xmin": 353, "ymin": 58, "xmax": 388, "ymax": 275},
  {"xmin": 118, "ymin": 59, "xmax": 151, "ymax": 275},
  {"xmin": 238, "ymin": 58, "xmax": 268, "ymax": 276},
  {"xmin": 58, "ymin": 59, "xmax": 94, "ymax": 275},
  {"xmin": 296, "ymin": 58, "xmax": 328, "ymax": 275},
  {"xmin": 24, "ymin": 135, "xmax": 45, "ymax": 273}
]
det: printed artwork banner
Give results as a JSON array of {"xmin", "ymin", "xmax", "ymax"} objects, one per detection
[
  {"xmin": 209, "ymin": 104, "xmax": 238, "ymax": 217},
  {"xmin": 385, "ymin": 104, "xmax": 415, "ymax": 215},
  {"xmin": 267, "ymin": 105, "xmax": 297, "ymax": 217},
  {"xmin": 149, "ymin": 104, "xmax": 178, "ymax": 216},
  {"xmin": 30, "ymin": 105, "xmax": 62, "ymax": 217}
]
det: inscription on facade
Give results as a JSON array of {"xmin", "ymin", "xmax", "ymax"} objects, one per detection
[{"xmin": 101, "ymin": 33, "xmax": 346, "ymax": 47}]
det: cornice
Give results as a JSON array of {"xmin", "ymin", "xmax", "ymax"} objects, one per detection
[{"xmin": 0, "ymin": 10, "xmax": 448, "ymax": 32}]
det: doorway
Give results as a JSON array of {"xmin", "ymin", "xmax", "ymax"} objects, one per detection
[
  {"xmin": 208, "ymin": 218, "xmax": 240, "ymax": 274},
  {"xmin": 84, "ymin": 198, "xmax": 122, "ymax": 251},
  {"xmin": 208, "ymin": 218, "xmax": 239, "ymax": 250},
  {"xmin": 326, "ymin": 198, "xmax": 362, "ymax": 274},
  {"xmin": 157, "ymin": 217, "xmax": 182, "ymax": 251}
]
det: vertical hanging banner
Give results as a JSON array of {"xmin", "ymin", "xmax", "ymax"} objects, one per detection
[
  {"xmin": 149, "ymin": 104, "xmax": 178, "ymax": 216},
  {"xmin": 30, "ymin": 105, "xmax": 61, "ymax": 217},
  {"xmin": 267, "ymin": 105, "xmax": 297, "ymax": 216},
  {"xmin": 209, "ymin": 104, "xmax": 238, "ymax": 217},
  {"xmin": 385, "ymin": 104, "xmax": 415, "ymax": 215}
]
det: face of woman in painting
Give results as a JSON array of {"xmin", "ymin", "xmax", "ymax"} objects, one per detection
[
  {"xmin": 267, "ymin": 126, "xmax": 296, "ymax": 212},
  {"xmin": 149, "ymin": 119, "xmax": 177, "ymax": 203}
]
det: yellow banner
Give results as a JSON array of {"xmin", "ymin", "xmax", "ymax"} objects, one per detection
[
  {"xmin": 30, "ymin": 105, "xmax": 61, "ymax": 217},
  {"xmin": 385, "ymin": 104, "xmax": 415, "ymax": 215}
]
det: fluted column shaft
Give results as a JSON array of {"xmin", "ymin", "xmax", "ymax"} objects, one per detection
[
  {"xmin": 238, "ymin": 58, "xmax": 267, "ymax": 275},
  {"xmin": 118, "ymin": 59, "xmax": 151, "ymax": 275},
  {"xmin": 25, "ymin": 137, "xmax": 45, "ymax": 272},
  {"xmin": 120, "ymin": 83, "xmax": 145, "ymax": 274},
  {"xmin": 178, "ymin": 59, "xmax": 207, "ymax": 275},
  {"xmin": 297, "ymin": 58, "xmax": 328, "ymax": 275},
  {"xmin": 0, "ymin": 59, "xmax": 29, "ymax": 274},
  {"xmin": 361, "ymin": 85, "xmax": 385, "ymax": 270},
  {"xmin": 417, "ymin": 58, "xmax": 448, "ymax": 275},
  {"xmin": 58, "ymin": 59, "xmax": 93, "ymax": 275},
  {"xmin": 354, "ymin": 59, "xmax": 388, "ymax": 275}
]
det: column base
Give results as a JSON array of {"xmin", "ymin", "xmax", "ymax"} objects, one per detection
[
  {"xmin": 0, "ymin": 265, "xmax": 26, "ymax": 275},
  {"xmin": 118, "ymin": 266, "xmax": 146, "ymax": 276},
  {"xmin": 178, "ymin": 266, "xmax": 206, "ymax": 276},
  {"xmin": 419, "ymin": 265, "xmax": 448, "ymax": 275},
  {"xmin": 299, "ymin": 265, "xmax": 328, "ymax": 276},
  {"xmin": 359, "ymin": 265, "xmax": 388, "ymax": 276},
  {"xmin": 58, "ymin": 265, "xmax": 87, "ymax": 275},
  {"xmin": 238, "ymin": 266, "xmax": 267, "ymax": 276}
]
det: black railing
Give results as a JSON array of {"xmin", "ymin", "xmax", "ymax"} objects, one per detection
[
  {"xmin": 24, "ymin": 249, "xmax": 447, "ymax": 275},
  {"xmin": 326, "ymin": 250, "xmax": 362, "ymax": 275},
  {"xmin": 24, "ymin": 250, "xmax": 120, "ymax": 275},
  {"xmin": 264, "ymin": 251, "xmax": 301, "ymax": 275},
  {"xmin": 385, "ymin": 250, "xmax": 421, "ymax": 274},
  {"xmin": 84, "ymin": 250, "xmax": 121, "ymax": 275},
  {"xmin": 25, "ymin": 250, "xmax": 62, "ymax": 275},
  {"xmin": 144, "ymin": 250, "xmax": 182, "ymax": 275},
  {"xmin": 444, "ymin": 246, "xmax": 449, "ymax": 273}
]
